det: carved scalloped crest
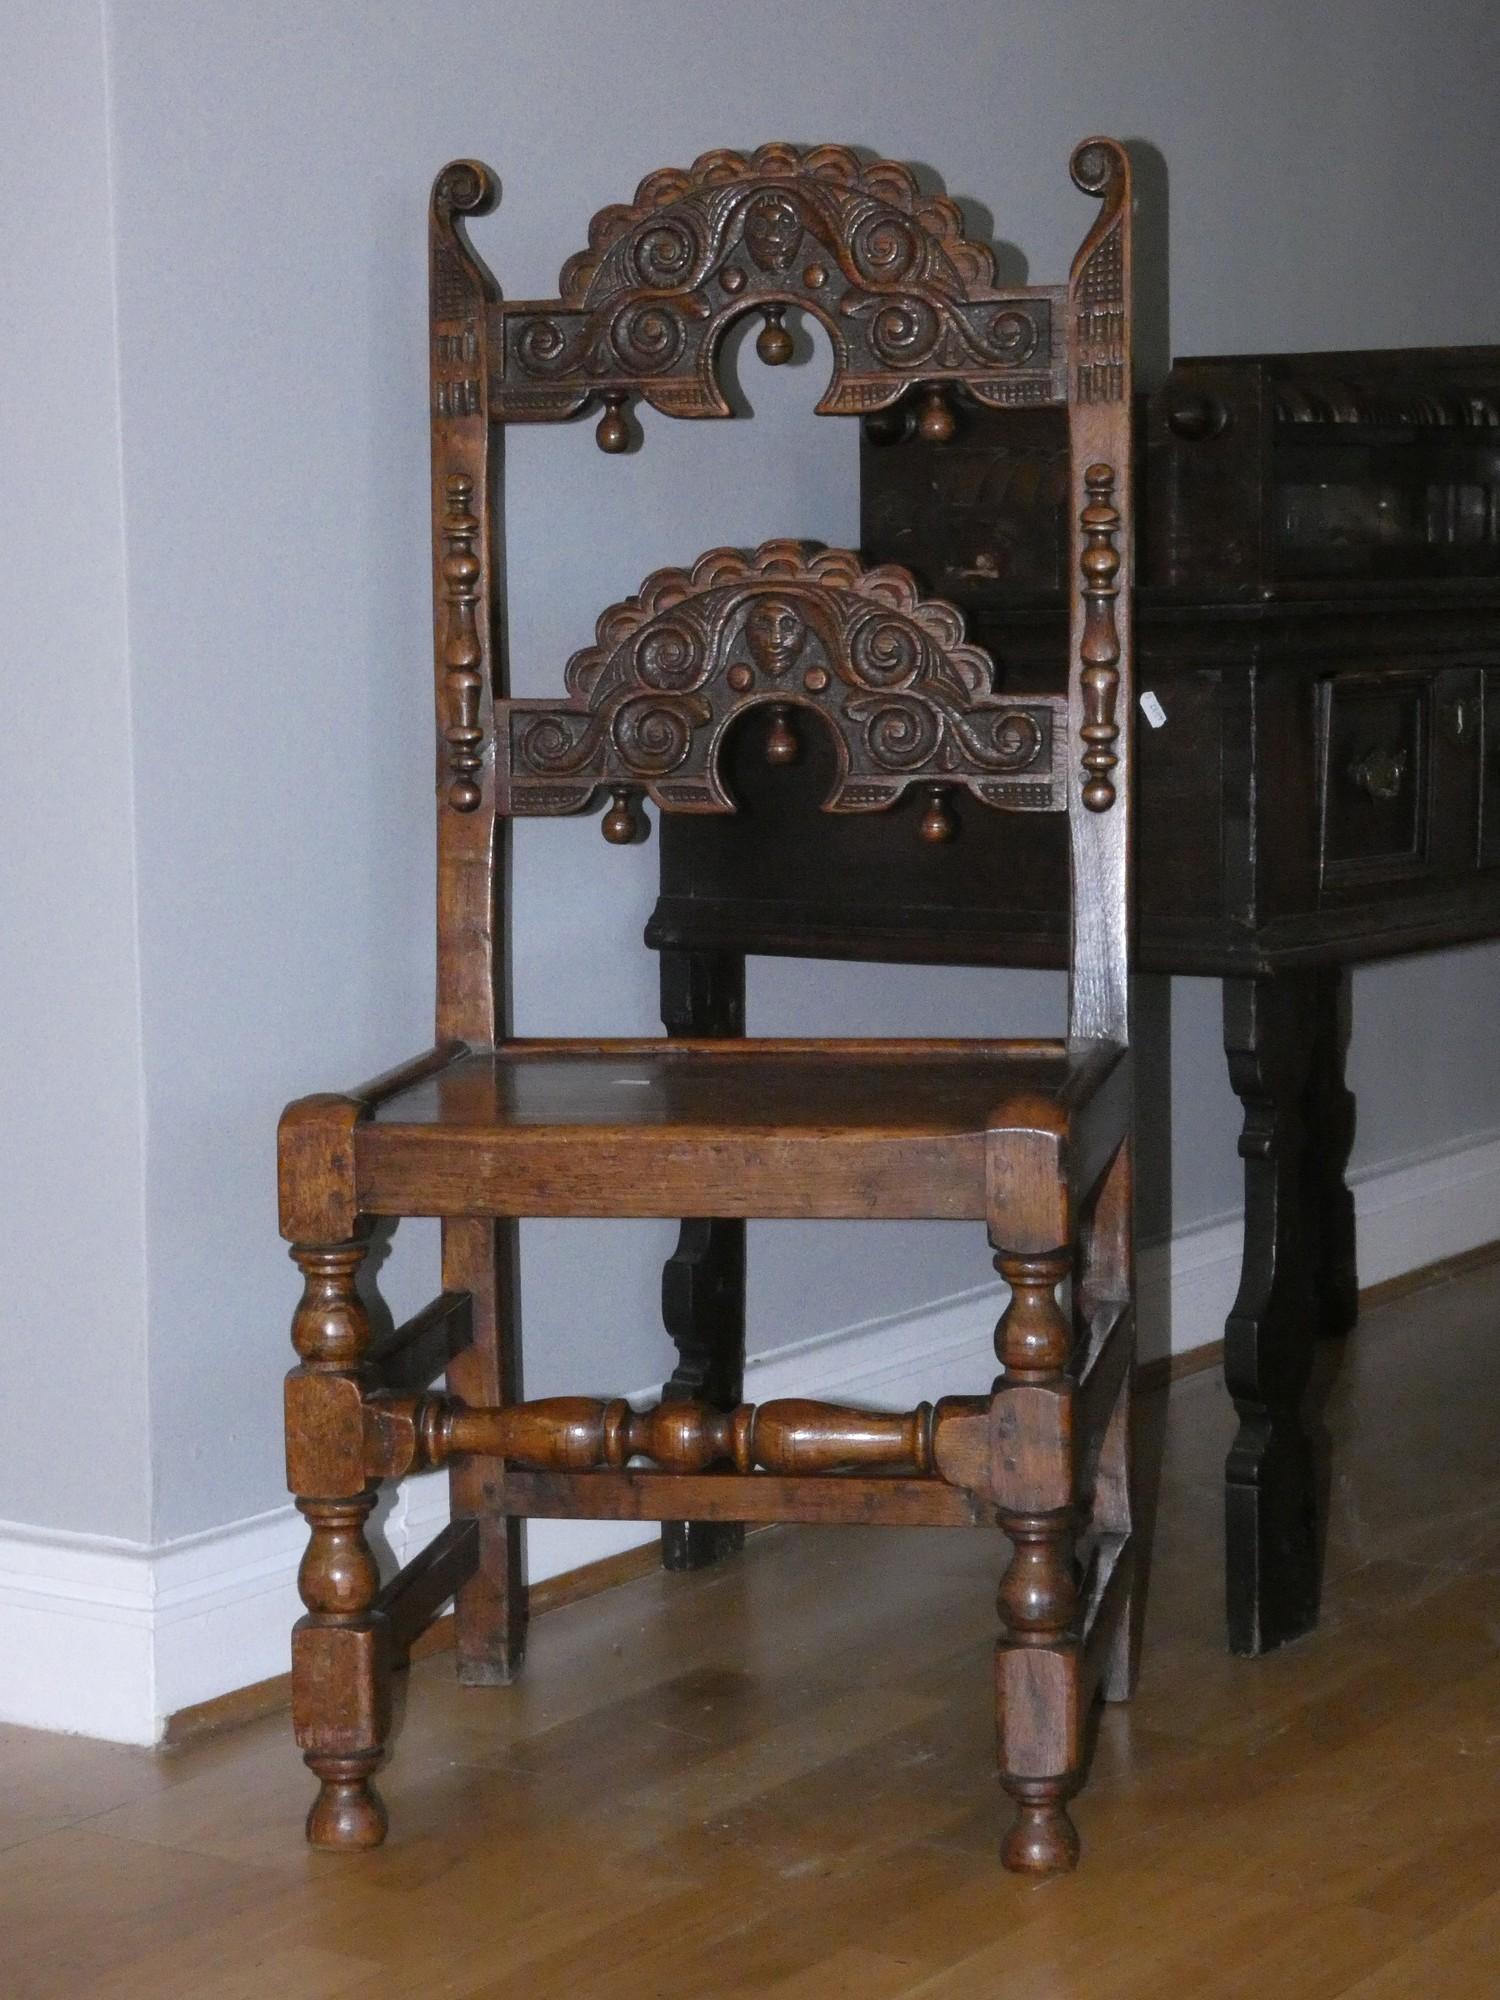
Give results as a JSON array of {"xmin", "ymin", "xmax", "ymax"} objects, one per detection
[
  {"xmin": 498, "ymin": 541, "xmax": 1065, "ymax": 824},
  {"xmin": 559, "ymin": 144, "xmax": 999, "ymax": 301},
  {"xmin": 494, "ymin": 144, "xmax": 1066, "ymax": 426}
]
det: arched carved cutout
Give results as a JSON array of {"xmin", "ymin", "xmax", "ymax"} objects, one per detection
[
  {"xmin": 497, "ymin": 541, "xmax": 1066, "ymax": 822},
  {"xmin": 491, "ymin": 144, "xmax": 1067, "ymax": 425}
]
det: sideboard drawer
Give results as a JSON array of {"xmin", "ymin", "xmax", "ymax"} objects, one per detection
[
  {"xmin": 1319, "ymin": 667, "xmax": 1482, "ymax": 896},
  {"xmin": 1319, "ymin": 673, "xmax": 1428, "ymax": 887}
]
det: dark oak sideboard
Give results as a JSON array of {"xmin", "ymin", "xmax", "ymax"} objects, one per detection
[{"xmin": 647, "ymin": 345, "xmax": 1500, "ymax": 1656}]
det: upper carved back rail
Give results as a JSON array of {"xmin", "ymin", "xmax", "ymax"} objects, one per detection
[
  {"xmin": 487, "ymin": 143, "xmax": 1068, "ymax": 447},
  {"xmin": 427, "ymin": 139, "xmax": 1133, "ymax": 1046}
]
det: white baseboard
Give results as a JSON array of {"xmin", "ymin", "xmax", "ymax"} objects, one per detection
[{"xmin": 3, "ymin": 1126, "xmax": 1496, "ymax": 1746}]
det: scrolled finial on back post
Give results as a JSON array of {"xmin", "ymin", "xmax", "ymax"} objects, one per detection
[
  {"xmin": 1067, "ymin": 136, "xmax": 1129, "ymax": 409},
  {"xmin": 433, "ymin": 157, "xmax": 499, "ymax": 222},
  {"xmin": 1068, "ymin": 136, "xmax": 1124, "ymax": 204}
]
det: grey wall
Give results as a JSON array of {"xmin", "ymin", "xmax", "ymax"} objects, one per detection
[
  {"xmin": 4, "ymin": 0, "xmax": 1499, "ymax": 1544},
  {"xmin": 0, "ymin": 1, "xmax": 152, "ymax": 1540}
]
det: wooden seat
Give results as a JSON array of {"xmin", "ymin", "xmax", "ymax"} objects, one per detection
[
  {"xmin": 279, "ymin": 138, "xmax": 1138, "ymax": 1876},
  {"xmin": 349, "ymin": 1037, "xmax": 1126, "ymax": 1220}
]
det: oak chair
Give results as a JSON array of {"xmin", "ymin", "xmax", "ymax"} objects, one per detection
[{"xmin": 279, "ymin": 138, "xmax": 1136, "ymax": 1874}]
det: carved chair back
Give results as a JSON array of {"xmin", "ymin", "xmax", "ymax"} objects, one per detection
[{"xmin": 428, "ymin": 141, "xmax": 1133, "ymax": 1046}]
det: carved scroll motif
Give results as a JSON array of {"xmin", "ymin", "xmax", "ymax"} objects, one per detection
[
  {"xmin": 440, "ymin": 474, "xmax": 484, "ymax": 812},
  {"xmin": 492, "ymin": 144, "xmax": 1065, "ymax": 427},
  {"xmin": 1068, "ymin": 140, "xmax": 1127, "ymax": 405},
  {"xmin": 1077, "ymin": 464, "xmax": 1122, "ymax": 811},
  {"xmin": 497, "ymin": 541, "xmax": 1066, "ymax": 822}
]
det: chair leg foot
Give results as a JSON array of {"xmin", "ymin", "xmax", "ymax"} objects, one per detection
[
  {"xmin": 454, "ymin": 1514, "xmax": 528, "ymax": 1685},
  {"xmin": 305, "ymin": 1756, "xmax": 388, "ymax": 1850},
  {"xmin": 1000, "ymin": 1780, "xmax": 1080, "ymax": 1874},
  {"xmin": 456, "ymin": 1647, "xmax": 524, "ymax": 1689}
]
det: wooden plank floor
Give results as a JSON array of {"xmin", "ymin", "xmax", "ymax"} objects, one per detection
[{"xmin": 3, "ymin": 1259, "xmax": 1497, "ymax": 1998}]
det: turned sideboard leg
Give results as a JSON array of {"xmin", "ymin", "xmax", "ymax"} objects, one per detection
[
  {"xmin": 992, "ymin": 1247, "xmax": 1082, "ymax": 1874},
  {"xmin": 287, "ymin": 1237, "xmax": 390, "ymax": 1849},
  {"xmin": 443, "ymin": 1216, "xmax": 527, "ymax": 1684},
  {"xmin": 661, "ymin": 1218, "xmax": 747, "ymax": 1570},
  {"xmin": 659, "ymin": 947, "xmax": 747, "ymax": 1573},
  {"xmin": 1222, "ymin": 974, "xmax": 1322, "ymax": 1657},
  {"xmin": 1304, "ymin": 966, "xmax": 1359, "ymax": 1340}
]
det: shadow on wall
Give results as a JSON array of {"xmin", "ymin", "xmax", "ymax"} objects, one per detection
[{"xmin": 1126, "ymin": 138, "xmax": 1171, "ymax": 388}]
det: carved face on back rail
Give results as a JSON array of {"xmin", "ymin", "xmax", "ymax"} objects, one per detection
[
  {"xmin": 743, "ymin": 595, "xmax": 809, "ymax": 679},
  {"xmin": 742, "ymin": 191, "xmax": 804, "ymax": 273}
]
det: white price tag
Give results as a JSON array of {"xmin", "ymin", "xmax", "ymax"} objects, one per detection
[{"xmin": 1139, "ymin": 690, "xmax": 1167, "ymax": 729}]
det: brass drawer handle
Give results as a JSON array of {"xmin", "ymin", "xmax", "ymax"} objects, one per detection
[{"xmin": 1347, "ymin": 747, "xmax": 1407, "ymax": 802}]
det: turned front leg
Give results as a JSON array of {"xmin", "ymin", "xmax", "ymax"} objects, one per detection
[
  {"xmin": 992, "ymin": 1248, "xmax": 1083, "ymax": 1874},
  {"xmin": 286, "ymin": 1238, "xmax": 391, "ymax": 1850}
]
